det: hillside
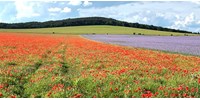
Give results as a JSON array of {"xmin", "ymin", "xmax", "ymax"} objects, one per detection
[
  {"xmin": 0, "ymin": 17, "xmax": 194, "ymax": 34},
  {"xmin": 0, "ymin": 25, "xmax": 197, "ymax": 36}
]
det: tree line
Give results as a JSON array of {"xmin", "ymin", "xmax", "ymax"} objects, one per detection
[{"xmin": 0, "ymin": 17, "xmax": 194, "ymax": 33}]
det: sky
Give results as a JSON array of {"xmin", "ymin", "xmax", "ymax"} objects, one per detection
[{"xmin": 0, "ymin": 1, "xmax": 200, "ymax": 32}]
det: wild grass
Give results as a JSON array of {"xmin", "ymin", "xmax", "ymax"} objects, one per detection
[{"xmin": 0, "ymin": 25, "xmax": 198, "ymax": 36}]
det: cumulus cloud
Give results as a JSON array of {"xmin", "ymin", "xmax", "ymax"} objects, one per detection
[
  {"xmin": 190, "ymin": 1, "xmax": 200, "ymax": 5},
  {"xmin": 48, "ymin": 7, "xmax": 71, "ymax": 13},
  {"xmin": 15, "ymin": 1, "xmax": 40, "ymax": 19},
  {"xmin": 78, "ymin": 1, "xmax": 200, "ymax": 32},
  {"xmin": 1, "ymin": 1, "xmax": 200, "ymax": 32},
  {"xmin": 170, "ymin": 13, "xmax": 195, "ymax": 29},
  {"xmin": 61, "ymin": 7, "xmax": 71, "ymax": 13},
  {"xmin": 170, "ymin": 13, "xmax": 200, "ymax": 32},
  {"xmin": 198, "ymin": 21, "xmax": 200, "ymax": 24},
  {"xmin": 68, "ymin": 0, "xmax": 92, "ymax": 6},
  {"xmin": 83, "ymin": 1, "xmax": 92, "ymax": 7},
  {"xmin": 68, "ymin": 0, "xmax": 82, "ymax": 6},
  {"xmin": 78, "ymin": 2, "xmax": 172, "ymax": 24}
]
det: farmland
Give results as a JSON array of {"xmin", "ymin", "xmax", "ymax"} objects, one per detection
[
  {"xmin": 0, "ymin": 32, "xmax": 200, "ymax": 98},
  {"xmin": 83, "ymin": 35, "xmax": 200, "ymax": 56},
  {"xmin": 0, "ymin": 25, "xmax": 198, "ymax": 36}
]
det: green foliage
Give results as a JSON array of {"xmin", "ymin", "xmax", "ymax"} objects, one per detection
[
  {"xmin": 0, "ymin": 25, "xmax": 197, "ymax": 36},
  {"xmin": 34, "ymin": 60, "xmax": 43, "ymax": 69},
  {"xmin": 0, "ymin": 17, "xmax": 193, "ymax": 34},
  {"xmin": 60, "ymin": 61, "xmax": 69, "ymax": 73},
  {"xmin": 6, "ymin": 61, "xmax": 17, "ymax": 66}
]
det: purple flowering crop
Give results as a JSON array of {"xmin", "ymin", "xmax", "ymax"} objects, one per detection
[{"xmin": 83, "ymin": 35, "xmax": 200, "ymax": 56}]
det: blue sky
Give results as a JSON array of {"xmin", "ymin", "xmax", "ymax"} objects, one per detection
[{"xmin": 0, "ymin": 1, "xmax": 200, "ymax": 32}]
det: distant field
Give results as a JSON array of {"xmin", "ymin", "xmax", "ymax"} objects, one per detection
[
  {"xmin": 83, "ymin": 35, "xmax": 200, "ymax": 56},
  {"xmin": 0, "ymin": 25, "xmax": 198, "ymax": 36}
]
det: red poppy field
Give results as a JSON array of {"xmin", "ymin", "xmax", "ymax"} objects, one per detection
[{"xmin": 0, "ymin": 33, "xmax": 200, "ymax": 98}]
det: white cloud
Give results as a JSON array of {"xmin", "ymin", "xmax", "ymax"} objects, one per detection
[
  {"xmin": 48, "ymin": 7, "xmax": 71, "ymax": 13},
  {"xmin": 198, "ymin": 21, "xmax": 200, "ymax": 24},
  {"xmin": 15, "ymin": 1, "xmax": 40, "ymax": 19},
  {"xmin": 191, "ymin": 1, "xmax": 200, "ymax": 5},
  {"xmin": 184, "ymin": 13, "xmax": 195, "ymax": 25},
  {"xmin": 1, "ymin": 1, "xmax": 200, "ymax": 32},
  {"xmin": 43, "ymin": 1, "xmax": 56, "ymax": 3},
  {"xmin": 170, "ymin": 13, "xmax": 195, "ymax": 29},
  {"xmin": 78, "ymin": 2, "xmax": 163, "ymax": 24},
  {"xmin": 78, "ymin": 1, "xmax": 200, "ymax": 32},
  {"xmin": 48, "ymin": 7, "xmax": 62, "ymax": 12},
  {"xmin": 68, "ymin": 0, "xmax": 82, "ymax": 6},
  {"xmin": 61, "ymin": 7, "xmax": 71, "ymax": 13},
  {"xmin": 68, "ymin": 0, "xmax": 92, "ymax": 7},
  {"xmin": 60, "ymin": 2, "xmax": 66, "ymax": 5},
  {"xmin": 83, "ymin": 1, "xmax": 92, "ymax": 7}
]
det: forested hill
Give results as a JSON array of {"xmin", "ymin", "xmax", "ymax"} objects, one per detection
[{"xmin": 0, "ymin": 17, "xmax": 192, "ymax": 33}]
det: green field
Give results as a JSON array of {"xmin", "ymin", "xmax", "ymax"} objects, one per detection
[{"xmin": 0, "ymin": 25, "xmax": 197, "ymax": 36}]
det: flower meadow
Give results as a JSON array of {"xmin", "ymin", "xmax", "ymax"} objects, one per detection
[
  {"xmin": 83, "ymin": 35, "xmax": 200, "ymax": 56},
  {"xmin": 0, "ymin": 33, "xmax": 200, "ymax": 98}
]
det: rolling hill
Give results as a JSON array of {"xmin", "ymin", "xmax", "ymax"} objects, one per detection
[
  {"xmin": 0, "ymin": 17, "xmax": 195, "ymax": 34},
  {"xmin": 0, "ymin": 25, "xmax": 197, "ymax": 36}
]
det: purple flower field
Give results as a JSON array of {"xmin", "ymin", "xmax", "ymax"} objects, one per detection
[{"xmin": 83, "ymin": 35, "xmax": 200, "ymax": 56}]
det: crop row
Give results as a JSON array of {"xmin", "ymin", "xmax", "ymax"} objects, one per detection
[{"xmin": 0, "ymin": 33, "xmax": 200, "ymax": 98}]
